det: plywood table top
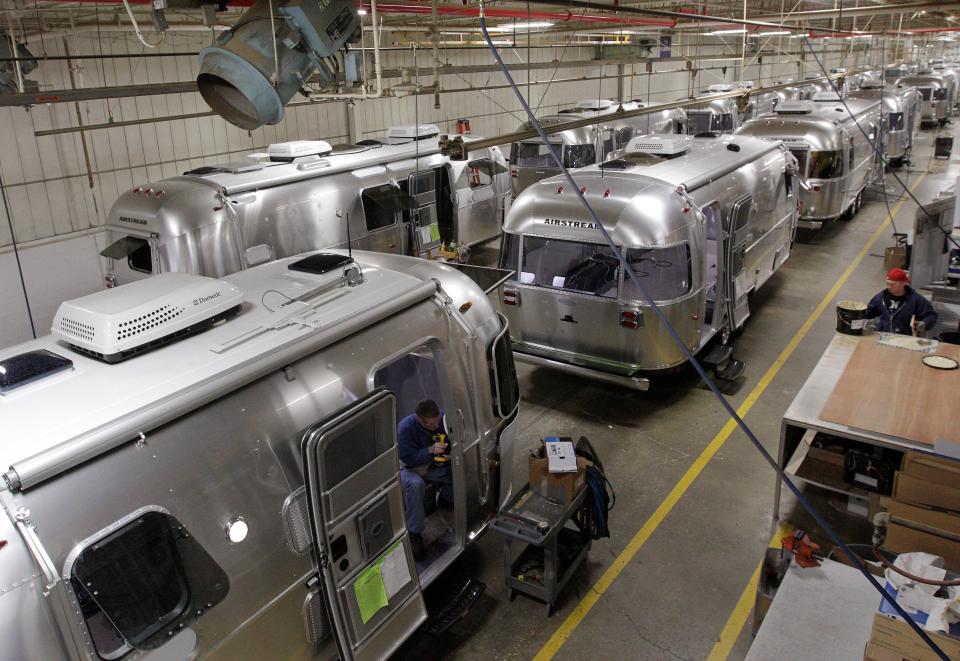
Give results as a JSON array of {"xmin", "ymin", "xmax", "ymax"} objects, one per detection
[{"xmin": 820, "ymin": 335, "xmax": 960, "ymax": 446}]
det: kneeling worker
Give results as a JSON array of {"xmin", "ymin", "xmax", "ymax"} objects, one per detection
[
  {"xmin": 865, "ymin": 268, "xmax": 938, "ymax": 336},
  {"xmin": 398, "ymin": 399, "xmax": 453, "ymax": 559}
]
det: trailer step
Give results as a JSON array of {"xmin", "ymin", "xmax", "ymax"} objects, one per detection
[
  {"xmin": 701, "ymin": 343, "xmax": 734, "ymax": 368},
  {"xmin": 422, "ymin": 577, "xmax": 486, "ymax": 635},
  {"xmin": 716, "ymin": 358, "xmax": 746, "ymax": 382}
]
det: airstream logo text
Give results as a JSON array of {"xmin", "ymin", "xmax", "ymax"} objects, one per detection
[
  {"xmin": 543, "ymin": 219, "xmax": 599, "ymax": 230},
  {"xmin": 193, "ymin": 292, "xmax": 221, "ymax": 306},
  {"xmin": 119, "ymin": 216, "xmax": 148, "ymax": 225}
]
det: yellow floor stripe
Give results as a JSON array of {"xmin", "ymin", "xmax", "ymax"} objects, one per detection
[
  {"xmin": 532, "ymin": 174, "xmax": 928, "ymax": 661},
  {"xmin": 705, "ymin": 523, "xmax": 794, "ymax": 661}
]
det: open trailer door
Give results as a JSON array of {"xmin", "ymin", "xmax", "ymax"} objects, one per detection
[
  {"xmin": 724, "ymin": 196, "xmax": 753, "ymax": 330},
  {"xmin": 301, "ymin": 389, "xmax": 427, "ymax": 661}
]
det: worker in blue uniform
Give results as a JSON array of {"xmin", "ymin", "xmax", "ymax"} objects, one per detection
[
  {"xmin": 865, "ymin": 268, "xmax": 938, "ymax": 336},
  {"xmin": 397, "ymin": 399, "xmax": 453, "ymax": 559}
]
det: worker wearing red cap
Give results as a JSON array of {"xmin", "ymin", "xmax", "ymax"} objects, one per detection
[{"xmin": 864, "ymin": 268, "xmax": 938, "ymax": 335}]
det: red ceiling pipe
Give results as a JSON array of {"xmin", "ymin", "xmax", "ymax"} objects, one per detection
[{"xmin": 360, "ymin": 3, "xmax": 675, "ymax": 27}]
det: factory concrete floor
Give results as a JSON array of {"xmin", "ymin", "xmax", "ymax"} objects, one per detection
[{"xmin": 394, "ymin": 123, "xmax": 960, "ymax": 661}]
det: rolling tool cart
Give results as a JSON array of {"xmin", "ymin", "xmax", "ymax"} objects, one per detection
[{"xmin": 492, "ymin": 483, "xmax": 592, "ymax": 616}]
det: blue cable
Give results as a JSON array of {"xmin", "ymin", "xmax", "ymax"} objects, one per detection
[{"xmin": 478, "ymin": 12, "xmax": 949, "ymax": 659}]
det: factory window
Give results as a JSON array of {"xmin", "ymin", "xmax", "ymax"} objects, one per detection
[
  {"xmin": 489, "ymin": 315, "xmax": 520, "ymax": 419},
  {"xmin": 520, "ymin": 236, "xmax": 619, "ymax": 298},
  {"xmin": 887, "ymin": 112, "xmax": 904, "ymax": 131},
  {"xmin": 511, "ymin": 141, "xmax": 559, "ymax": 168},
  {"xmin": 70, "ymin": 510, "xmax": 229, "ymax": 659},
  {"xmin": 621, "ymin": 244, "xmax": 692, "ymax": 303},
  {"xmin": 809, "ymin": 150, "xmax": 842, "ymax": 179},
  {"xmin": 563, "ymin": 143, "xmax": 597, "ymax": 169}
]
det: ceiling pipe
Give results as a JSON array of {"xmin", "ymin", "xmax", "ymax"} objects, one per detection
[{"xmin": 358, "ymin": 3, "xmax": 676, "ymax": 27}]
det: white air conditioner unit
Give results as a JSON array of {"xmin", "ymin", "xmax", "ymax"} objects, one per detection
[
  {"xmin": 706, "ymin": 83, "xmax": 735, "ymax": 93},
  {"xmin": 626, "ymin": 134, "xmax": 693, "ymax": 156},
  {"xmin": 52, "ymin": 273, "xmax": 244, "ymax": 362},
  {"xmin": 267, "ymin": 140, "xmax": 333, "ymax": 160},
  {"xmin": 775, "ymin": 100, "xmax": 815, "ymax": 114},
  {"xmin": 386, "ymin": 124, "xmax": 440, "ymax": 144}
]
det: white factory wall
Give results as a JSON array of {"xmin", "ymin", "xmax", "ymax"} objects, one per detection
[{"xmin": 0, "ymin": 29, "xmax": 883, "ymax": 347}]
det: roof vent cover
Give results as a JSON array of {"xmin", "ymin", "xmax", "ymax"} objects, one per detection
[
  {"xmin": 52, "ymin": 273, "xmax": 244, "ymax": 363},
  {"xmin": 575, "ymin": 99, "xmax": 615, "ymax": 110},
  {"xmin": 625, "ymin": 134, "xmax": 693, "ymax": 156},
  {"xmin": 385, "ymin": 124, "xmax": 440, "ymax": 144},
  {"xmin": 811, "ymin": 90, "xmax": 843, "ymax": 102}
]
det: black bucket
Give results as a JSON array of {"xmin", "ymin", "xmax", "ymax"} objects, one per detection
[
  {"xmin": 939, "ymin": 331, "xmax": 960, "ymax": 345},
  {"xmin": 836, "ymin": 300, "xmax": 868, "ymax": 335}
]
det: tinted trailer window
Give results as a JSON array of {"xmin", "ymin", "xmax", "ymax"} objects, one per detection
[
  {"xmin": 520, "ymin": 236, "xmax": 619, "ymax": 297},
  {"xmin": 621, "ymin": 244, "xmax": 693, "ymax": 303},
  {"xmin": 511, "ymin": 141, "xmax": 560, "ymax": 167}
]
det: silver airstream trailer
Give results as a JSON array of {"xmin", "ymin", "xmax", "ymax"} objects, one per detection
[
  {"xmin": 736, "ymin": 81, "xmax": 780, "ymax": 120},
  {"xmin": 929, "ymin": 62, "xmax": 959, "ymax": 108},
  {"xmin": 771, "ymin": 80, "xmax": 801, "ymax": 106},
  {"xmin": 682, "ymin": 84, "xmax": 743, "ymax": 134},
  {"xmin": 497, "ymin": 133, "xmax": 799, "ymax": 389},
  {"xmin": 102, "ymin": 124, "xmax": 511, "ymax": 286},
  {"xmin": 735, "ymin": 95, "xmax": 882, "ymax": 228},
  {"xmin": 0, "ymin": 248, "xmax": 520, "ymax": 660},
  {"xmin": 508, "ymin": 99, "xmax": 685, "ymax": 196},
  {"xmin": 896, "ymin": 73, "xmax": 950, "ymax": 125},
  {"xmin": 848, "ymin": 80, "xmax": 921, "ymax": 167}
]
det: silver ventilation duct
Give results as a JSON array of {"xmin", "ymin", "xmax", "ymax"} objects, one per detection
[{"xmin": 197, "ymin": 0, "xmax": 360, "ymax": 130}]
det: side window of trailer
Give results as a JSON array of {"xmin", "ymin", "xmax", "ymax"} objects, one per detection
[
  {"xmin": 489, "ymin": 315, "xmax": 520, "ymax": 418},
  {"xmin": 69, "ymin": 510, "xmax": 229, "ymax": 659}
]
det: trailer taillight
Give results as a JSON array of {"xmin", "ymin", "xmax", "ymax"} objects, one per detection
[
  {"xmin": 812, "ymin": 184, "xmax": 822, "ymax": 192},
  {"xmin": 511, "ymin": 167, "xmax": 518, "ymax": 178},
  {"xmin": 503, "ymin": 288, "xmax": 520, "ymax": 306},
  {"xmin": 620, "ymin": 309, "xmax": 641, "ymax": 328}
]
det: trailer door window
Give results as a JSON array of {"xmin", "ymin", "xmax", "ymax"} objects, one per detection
[
  {"xmin": 934, "ymin": 88, "xmax": 947, "ymax": 100},
  {"xmin": 521, "ymin": 236, "xmax": 619, "ymax": 297},
  {"xmin": 787, "ymin": 149, "xmax": 808, "ymax": 177},
  {"xmin": 100, "ymin": 235, "xmax": 153, "ymax": 274},
  {"xmin": 563, "ymin": 143, "xmax": 597, "ymax": 168},
  {"xmin": 687, "ymin": 112, "xmax": 712, "ymax": 135},
  {"xmin": 511, "ymin": 141, "xmax": 559, "ymax": 167},
  {"xmin": 489, "ymin": 314, "xmax": 520, "ymax": 419},
  {"xmin": 499, "ymin": 231, "xmax": 519, "ymax": 272},
  {"xmin": 361, "ymin": 184, "xmax": 416, "ymax": 231},
  {"xmin": 461, "ymin": 159, "xmax": 494, "ymax": 189},
  {"xmin": 713, "ymin": 113, "xmax": 735, "ymax": 132},
  {"xmin": 622, "ymin": 244, "xmax": 692, "ymax": 302},
  {"xmin": 809, "ymin": 150, "xmax": 842, "ymax": 178},
  {"xmin": 918, "ymin": 88, "xmax": 932, "ymax": 100},
  {"xmin": 70, "ymin": 510, "xmax": 229, "ymax": 659},
  {"xmin": 887, "ymin": 112, "xmax": 904, "ymax": 131}
]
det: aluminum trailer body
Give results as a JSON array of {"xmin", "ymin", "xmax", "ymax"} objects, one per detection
[
  {"xmin": 0, "ymin": 249, "xmax": 520, "ymax": 661},
  {"xmin": 496, "ymin": 133, "xmax": 799, "ymax": 389}
]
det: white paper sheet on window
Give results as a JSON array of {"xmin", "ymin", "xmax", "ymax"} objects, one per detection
[
  {"xmin": 418, "ymin": 225, "xmax": 433, "ymax": 246},
  {"xmin": 380, "ymin": 543, "xmax": 412, "ymax": 600},
  {"xmin": 552, "ymin": 276, "xmax": 566, "ymax": 288},
  {"xmin": 519, "ymin": 271, "xmax": 535, "ymax": 284}
]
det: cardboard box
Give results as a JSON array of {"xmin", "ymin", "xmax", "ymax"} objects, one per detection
[
  {"xmin": 893, "ymin": 471, "xmax": 960, "ymax": 514},
  {"xmin": 879, "ymin": 581, "xmax": 960, "ymax": 637},
  {"xmin": 867, "ymin": 612, "xmax": 960, "ymax": 661},
  {"xmin": 884, "ymin": 246, "xmax": 907, "ymax": 271},
  {"xmin": 902, "ymin": 452, "xmax": 960, "ymax": 486},
  {"xmin": 885, "ymin": 500, "xmax": 960, "ymax": 571},
  {"xmin": 528, "ymin": 454, "xmax": 588, "ymax": 504}
]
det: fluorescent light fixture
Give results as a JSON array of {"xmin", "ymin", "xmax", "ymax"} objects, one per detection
[
  {"xmin": 755, "ymin": 31, "xmax": 790, "ymax": 36},
  {"xmin": 789, "ymin": 33, "xmax": 810, "ymax": 38},
  {"xmin": 487, "ymin": 21, "xmax": 554, "ymax": 31},
  {"xmin": 357, "ymin": 8, "xmax": 367, "ymax": 15},
  {"xmin": 710, "ymin": 28, "xmax": 748, "ymax": 35}
]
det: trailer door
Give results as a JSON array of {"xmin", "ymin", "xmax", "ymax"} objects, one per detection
[
  {"xmin": 408, "ymin": 169, "xmax": 443, "ymax": 256},
  {"xmin": 301, "ymin": 389, "xmax": 427, "ymax": 661},
  {"xmin": 724, "ymin": 196, "xmax": 752, "ymax": 329}
]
